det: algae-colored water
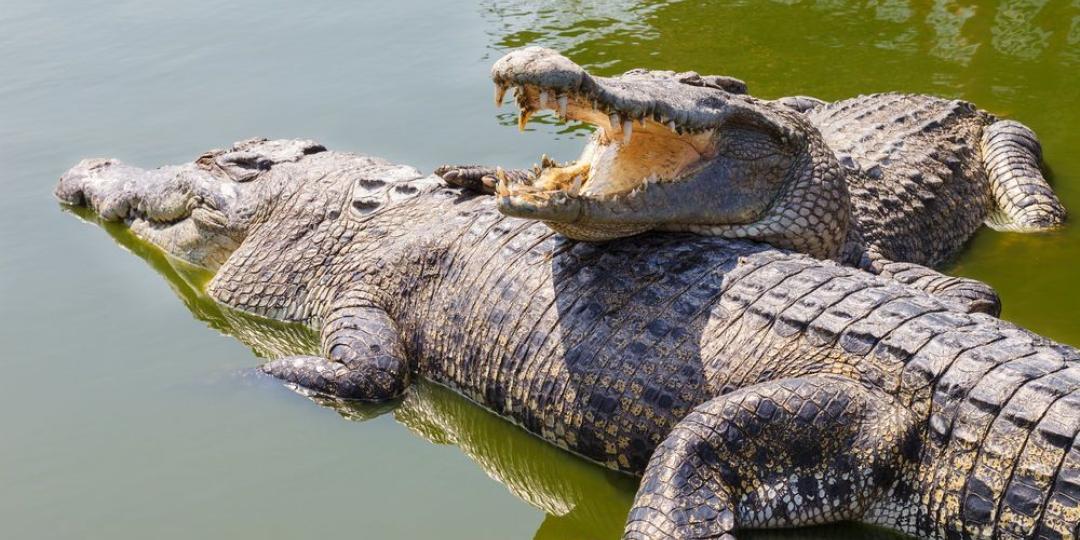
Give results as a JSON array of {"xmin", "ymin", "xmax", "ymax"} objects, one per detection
[{"xmin": 2, "ymin": 1, "xmax": 1077, "ymax": 538}]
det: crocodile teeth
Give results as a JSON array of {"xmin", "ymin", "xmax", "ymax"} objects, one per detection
[
  {"xmin": 538, "ymin": 90, "xmax": 549, "ymax": 109},
  {"xmin": 567, "ymin": 175, "xmax": 584, "ymax": 196},
  {"xmin": 667, "ymin": 120, "xmax": 678, "ymax": 132},
  {"xmin": 495, "ymin": 84, "xmax": 507, "ymax": 107},
  {"xmin": 541, "ymin": 154, "xmax": 557, "ymax": 168},
  {"xmin": 610, "ymin": 113, "xmax": 621, "ymax": 132},
  {"xmin": 495, "ymin": 167, "xmax": 510, "ymax": 196},
  {"xmin": 518, "ymin": 108, "xmax": 533, "ymax": 131},
  {"xmin": 622, "ymin": 120, "xmax": 633, "ymax": 145},
  {"xmin": 557, "ymin": 95, "xmax": 569, "ymax": 118}
]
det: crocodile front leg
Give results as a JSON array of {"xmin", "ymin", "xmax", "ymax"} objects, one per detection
[
  {"xmin": 261, "ymin": 296, "xmax": 410, "ymax": 401},
  {"xmin": 434, "ymin": 165, "xmax": 535, "ymax": 195},
  {"xmin": 624, "ymin": 375, "xmax": 917, "ymax": 540}
]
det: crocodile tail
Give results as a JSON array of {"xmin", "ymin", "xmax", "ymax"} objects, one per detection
[{"xmin": 981, "ymin": 120, "xmax": 1066, "ymax": 232}]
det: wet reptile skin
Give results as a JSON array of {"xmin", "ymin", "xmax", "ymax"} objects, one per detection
[
  {"xmin": 446, "ymin": 90, "xmax": 1069, "ymax": 317},
  {"xmin": 440, "ymin": 49, "xmax": 1067, "ymax": 316},
  {"xmin": 57, "ymin": 142, "xmax": 1079, "ymax": 539},
  {"xmin": 803, "ymin": 93, "xmax": 1066, "ymax": 270}
]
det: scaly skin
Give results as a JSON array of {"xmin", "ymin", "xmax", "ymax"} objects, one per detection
[
  {"xmin": 805, "ymin": 94, "xmax": 1067, "ymax": 270},
  {"xmin": 57, "ymin": 141, "xmax": 1079, "ymax": 539},
  {"xmin": 74, "ymin": 215, "xmax": 889, "ymax": 540},
  {"xmin": 440, "ymin": 48, "xmax": 1068, "ymax": 315}
]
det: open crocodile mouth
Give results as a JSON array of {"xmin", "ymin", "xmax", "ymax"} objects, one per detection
[
  {"xmin": 493, "ymin": 78, "xmax": 719, "ymax": 224},
  {"xmin": 487, "ymin": 47, "xmax": 756, "ymax": 226}
]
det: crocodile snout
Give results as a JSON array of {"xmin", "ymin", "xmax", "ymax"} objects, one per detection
[{"xmin": 55, "ymin": 158, "xmax": 139, "ymax": 220}]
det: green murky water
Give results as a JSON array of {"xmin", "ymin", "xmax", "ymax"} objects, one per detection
[{"xmin": 2, "ymin": 2, "xmax": 1077, "ymax": 538}]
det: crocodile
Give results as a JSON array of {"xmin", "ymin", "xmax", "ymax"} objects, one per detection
[
  {"xmin": 437, "ymin": 47, "xmax": 1066, "ymax": 314},
  {"xmin": 56, "ymin": 140, "xmax": 1079, "ymax": 539},
  {"xmin": 70, "ymin": 213, "xmax": 896, "ymax": 540}
]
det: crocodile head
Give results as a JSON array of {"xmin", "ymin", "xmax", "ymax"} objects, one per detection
[
  {"xmin": 54, "ymin": 139, "xmax": 331, "ymax": 269},
  {"xmin": 490, "ymin": 47, "xmax": 848, "ymax": 258},
  {"xmin": 56, "ymin": 138, "xmax": 443, "ymax": 320}
]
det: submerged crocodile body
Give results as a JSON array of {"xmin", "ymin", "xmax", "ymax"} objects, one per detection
[
  {"xmin": 57, "ymin": 140, "xmax": 1079, "ymax": 539},
  {"xmin": 439, "ymin": 48, "xmax": 1066, "ymax": 313}
]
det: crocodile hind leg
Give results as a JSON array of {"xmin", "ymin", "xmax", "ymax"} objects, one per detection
[
  {"xmin": 981, "ymin": 120, "xmax": 1066, "ymax": 232},
  {"xmin": 261, "ymin": 297, "xmax": 410, "ymax": 401},
  {"xmin": 623, "ymin": 375, "xmax": 917, "ymax": 540}
]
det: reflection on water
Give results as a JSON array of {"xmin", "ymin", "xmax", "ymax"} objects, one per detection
[
  {"xmin": 480, "ymin": 0, "xmax": 681, "ymax": 67},
  {"xmin": 65, "ymin": 206, "xmax": 905, "ymax": 539},
  {"xmin": 992, "ymin": 0, "xmax": 1051, "ymax": 60},
  {"xmin": 926, "ymin": 2, "xmax": 979, "ymax": 64},
  {"xmin": 66, "ymin": 207, "xmax": 322, "ymax": 361},
  {"xmin": 480, "ymin": 0, "xmax": 1080, "ymax": 143},
  {"xmin": 71, "ymin": 205, "xmax": 637, "ymax": 538},
  {"xmin": 481, "ymin": 1, "xmax": 1080, "ymax": 80},
  {"xmin": 393, "ymin": 382, "xmax": 636, "ymax": 540},
  {"xmin": 488, "ymin": 1, "xmax": 1080, "ymax": 147},
  {"xmin": 477, "ymin": 0, "xmax": 1080, "ymax": 350}
]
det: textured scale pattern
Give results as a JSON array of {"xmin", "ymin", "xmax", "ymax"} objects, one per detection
[
  {"xmin": 807, "ymin": 92, "xmax": 1063, "ymax": 269},
  {"xmin": 57, "ymin": 142, "xmax": 1080, "ymax": 539},
  {"xmin": 439, "ymin": 85, "xmax": 1069, "ymax": 317}
]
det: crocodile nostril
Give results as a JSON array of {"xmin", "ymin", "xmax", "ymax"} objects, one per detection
[
  {"xmin": 356, "ymin": 178, "xmax": 386, "ymax": 192},
  {"xmin": 351, "ymin": 198, "xmax": 381, "ymax": 214}
]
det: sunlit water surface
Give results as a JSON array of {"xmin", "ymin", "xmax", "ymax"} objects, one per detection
[{"xmin": 2, "ymin": 1, "xmax": 1077, "ymax": 538}]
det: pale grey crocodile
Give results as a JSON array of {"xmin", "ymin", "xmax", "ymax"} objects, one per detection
[{"xmin": 56, "ymin": 140, "xmax": 1080, "ymax": 539}]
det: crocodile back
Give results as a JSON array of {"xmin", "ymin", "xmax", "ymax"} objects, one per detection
[
  {"xmin": 380, "ymin": 191, "xmax": 1078, "ymax": 538},
  {"xmin": 904, "ymin": 317, "xmax": 1080, "ymax": 538},
  {"xmin": 809, "ymin": 93, "xmax": 994, "ymax": 267}
]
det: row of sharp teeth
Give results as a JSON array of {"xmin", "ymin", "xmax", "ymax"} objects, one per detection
[
  {"xmin": 531, "ymin": 153, "xmax": 562, "ymax": 175},
  {"xmin": 495, "ymin": 166, "xmax": 667, "ymax": 205},
  {"xmin": 492, "ymin": 152, "xmax": 586, "ymax": 198},
  {"xmin": 494, "ymin": 167, "xmax": 512, "ymax": 197},
  {"xmin": 493, "ymin": 166, "xmax": 585, "ymax": 198},
  {"xmin": 495, "ymin": 82, "xmax": 685, "ymax": 145}
]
